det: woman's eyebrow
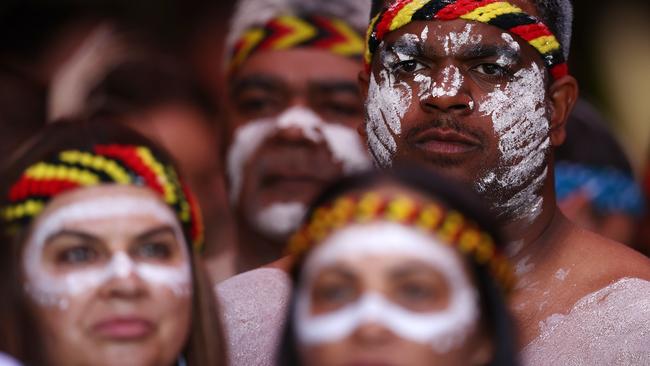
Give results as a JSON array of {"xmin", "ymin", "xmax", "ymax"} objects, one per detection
[
  {"xmin": 134, "ymin": 225, "xmax": 177, "ymax": 242},
  {"xmin": 44, "ymin": 230, "xmax": 100, "ymax": 247},
  {"xmin": 230, "ymin": 74, "xmax": 285, "ymax": 96}
]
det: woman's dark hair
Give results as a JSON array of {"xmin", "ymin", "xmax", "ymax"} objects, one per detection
[
  {"xmin": 0, "ymin": 119, "xmax": 226, "ymax": 366},
  {"xmin": 277, "ymin": 165, "xmax": 519, "ymax": 366}
]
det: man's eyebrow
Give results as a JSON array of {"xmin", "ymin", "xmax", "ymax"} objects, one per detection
[
  {"xmin": 458, "ymin": 44, "xmax": 521, "ymax": 61},
  {"xmin": 310, "ymin": 80, "xmax": 360, "ymax": 95},
  {"xmin": 230, "ymin": 74, "xmax": 284, "ymax": 95}
]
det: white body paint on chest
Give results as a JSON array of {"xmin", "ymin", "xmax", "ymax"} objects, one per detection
[
  {"xmin": 523, "ymin": 278, "xmax": 650, "ymax": 365},
  {"xmin": 476, "ymin": 63, "xmax": 550, "ymax": 222},
  {"xmin": 24, "ymin": 196, "xmax": 192, "ymax": 309},
  {"xmin": 226, "ymin": 106, "xmax": 370, "ymax": 204},
  {"xmin": 295, "ymin": 222, "xmax": 479, "ymax": 353}
]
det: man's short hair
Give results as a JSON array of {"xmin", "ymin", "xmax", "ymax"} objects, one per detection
[{"xmin": 369, "ymin": 0, "xmax": 573, "ymax": 59}]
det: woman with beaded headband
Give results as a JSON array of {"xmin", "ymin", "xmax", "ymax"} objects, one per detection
[
  {"xmin": 278, "ymin": 167, "xmax": 519, "ymax": 366},
  {"xmin": 0, "ymin": 120, "xmax": 225, "ymax": 366}
]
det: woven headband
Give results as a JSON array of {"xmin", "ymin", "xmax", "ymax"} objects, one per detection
[
  {"xmin": 287, "ymin": 191, "xmax": 517, "ymax": 292},
  {"xmin": 229, "ymin": 14, "xmax": 365, "ymax": 72},
  {"xmin": 1, "ymin": 144, "xmax": 204, "ymax": 252},
  {"xmin": 365, "ymin": 0, "xmax": 569, "ymax": 80}
]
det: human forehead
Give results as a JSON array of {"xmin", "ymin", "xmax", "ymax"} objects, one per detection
[
  {"xmin": 381, "ymin": 19, "xmax": 531, "ymax": 58},
  {"xmin": 232, "ymin": 48, "xmax": 361, "ymax": 91}
]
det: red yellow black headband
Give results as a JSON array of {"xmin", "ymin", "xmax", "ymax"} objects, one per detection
[
  {"xmin": 1, "ymin": 144, "xmax": 204, "ymax": 252},
  {"xmin": 287, "ymin": 191, "xmax": 517, "ymax": 293},
  {"xmin": 229, "ymin": 14, "xmax": 365, "ymax": 72},
  {"xmin": 365, "ymin": 0, "xmax": 569, "ymax": 80}
]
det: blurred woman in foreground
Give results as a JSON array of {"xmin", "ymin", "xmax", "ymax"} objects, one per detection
[{"xmin": 0, "ymin": 120, "xmax": 225, "ymax": 366}]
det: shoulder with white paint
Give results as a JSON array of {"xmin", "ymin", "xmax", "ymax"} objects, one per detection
[{"xmin": 522, "ymin": 277, "xmax": 650, "ymax": 365}]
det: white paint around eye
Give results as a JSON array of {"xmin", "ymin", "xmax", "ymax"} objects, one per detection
[
  {"xmin": 497, "ymin": 33, "xmax": 521, "ymax": 67},
  {"xmin": 421, "ymin": 26, "xmax": 429, "ymax": 42},
  {"xmin": 226, "ymin": 106, "xmax": 370, "ymax": 204},
  {"xmin": 295, "ymin": 222, "xmax": 479, "ymax": 353},
  {"xmin": 253, "ymin": 201, "xmax": 307, "ymax": 240},
  {"xmin": 23, "ymin": 195, "xmax": 192, "ymax": 309},
  {"xmin": 476, "ymin": 63, "xmax": 550, "ymax": 222}
]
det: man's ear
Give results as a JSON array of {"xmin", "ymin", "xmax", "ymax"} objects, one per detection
[
  {"xmin": 358, "ymin": 70, "xmax": 371, "ymax": 138},
  {"xmin": 548, "ymin": 75, "xmax": 579, "ymax": 147}
]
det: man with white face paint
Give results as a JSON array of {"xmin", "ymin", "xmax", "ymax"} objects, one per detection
[
  {"xmin": 223, "ymin": 0, "xmax": 372, "ymax": 273},
  {"xmin": 216, "ymin": 1, "xmax": 372, "ymax": 365},
  {"xmin": 361, "ymin": 0, "xmax": 650, "ymax": 364}
]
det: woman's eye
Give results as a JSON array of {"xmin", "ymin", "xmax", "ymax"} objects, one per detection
[
  {"xmin": 135, "ymin": 242, "xmax": 173, "ymax": 260},
  {"xmin": 313, "ymin": 284, "xmax": 356, "ymax": 305},
  {"xmin": 393, "ymin": 59, "xmax": 426, "ymax": 74},
  {"xmin": 397, "ymin": 282, "xmax": 436, "ymax": 302},
  {"xmin": 56, "ymin": 246, "xmax": 99, "ymax": 265},
  {"xmin": 474, "ymin": 63, "xmax": 507, "ymax": 76}
]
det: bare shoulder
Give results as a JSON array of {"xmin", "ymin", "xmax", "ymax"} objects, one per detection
[{"xmin": 566, "ymin": 225, "xmax": 650, "ymax": 282}]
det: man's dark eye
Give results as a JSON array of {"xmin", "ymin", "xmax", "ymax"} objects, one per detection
[
  {"xmin": 57, "ymin": 246, "xmax": 99, "ymax": 265},
  {"xmin": 394, "ymin": 60, "xmax": 426, "ymax": 74},
  {"xmin": 474, "ymin": 63, "xmax": 506, "ymax": 76}
]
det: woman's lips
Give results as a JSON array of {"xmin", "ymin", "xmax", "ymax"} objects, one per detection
[{"xmin": 92, "ymin": 317, "xmax": 155, "ymax": 340}]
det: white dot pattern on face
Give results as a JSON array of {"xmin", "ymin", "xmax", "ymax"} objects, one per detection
[
  {"xmin": 226, "ymin": 106, "xmax": 370, "ymax": 204},
  {"xmin": 23, "ymin": 195, "xmax": 192, "ymax": 309},
  {"xmin": 294, "ymin": 222, "xmax": 479, "ymax": 354}
]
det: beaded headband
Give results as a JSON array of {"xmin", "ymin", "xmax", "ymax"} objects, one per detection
[
  {"xmin": 287, "ymin": 191, "xmax": 517, "ymax": 292},
  {"xmin": 229, "ymin": 14, "xmax": 365, "ymax": 72},
  {"xmin": 365, "ymin": 0, "xmax": 569, "ymax": 80},
  {"xmin": 1, "ymin": 144, "xmax": 204, "ymax": 252}
]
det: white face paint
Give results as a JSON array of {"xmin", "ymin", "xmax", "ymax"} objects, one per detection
[
  {"xmin": 476, "ymin": 63, "xmax": 551, "ymax": 222},
  {"xmin": 226, "ymin": 106, "xmax": 370, "ymax": 204},
  {"xmin": 295, "ymin": 222, "xmax": 479, "ymax": 353},
  {"xmin": 254, "ymin": 202, "xmax": 307, "ymax": 241},
  {"xmin": 442, "ymin": 24, "xmax": 483, "ymax": 56},
  {"xmin": 23, "ymin": 195, "xmax": 192, "ymax": 309}
]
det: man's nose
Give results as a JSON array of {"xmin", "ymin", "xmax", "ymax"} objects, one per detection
[{"xmin": 419, "ymin": 67, "xmax": 474, "ymax": 115}]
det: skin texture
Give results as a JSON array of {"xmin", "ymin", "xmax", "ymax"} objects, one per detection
[
  {"xmin": 226, "ymin": 48, "xmax": 366, "ymax": 272},
  {"xmin": 121, "ymin": 103, "xmax": 236, "ymax": 282},
  {"xmin": 360, "ymin": 0, "xmax": 650, "ymax": 348},
  {"xmin": 25, "ymin": 185, "xmax": 192, "ymax": 366},
  {"xmin": 297, "ymin": 184, "xmax": 492, "ymax": 366}
]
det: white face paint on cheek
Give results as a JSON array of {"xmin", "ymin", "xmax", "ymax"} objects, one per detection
[
  {"xmin": 294, "ymin": 222, "xmax": 479, "ymax": 353},
  {"xmin": 365, "ymin": 68, "xmax": 412, "ymax": 168},
  {"xmin": 23, "ymin": 195, "xmax": 192, "ymax": 309},
  {"xmin": 227, "ymin": 106, "xmax": 370, "ymax": 204},
  {"xmin": 476, "ymin": 63, "xmax": 551, "ymax": 222}
]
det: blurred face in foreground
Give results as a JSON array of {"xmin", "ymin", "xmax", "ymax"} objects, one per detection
[
  {"xmin": 24, "ymin": 185, "xmax": 192, "ymax": 366},
  {"xmin": 294, "ymin": 190, "xmax": 492, "ymax": 366}
]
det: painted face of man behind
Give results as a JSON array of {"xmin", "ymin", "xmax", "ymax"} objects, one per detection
[
  {"xmin": 227, "ymin": 48, "xmax": 370, "ymax": 246},
  {"xmin": 361, "ymin": 9, "xmax": 577, "ymax": 223}
]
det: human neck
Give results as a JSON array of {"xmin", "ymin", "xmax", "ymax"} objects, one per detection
[
  {"xmin": 499, "ymin": 178, "xmax": 564, "ymax": 263},
  {"xmin": 235, "ymin": 220, "xmax": 286, "ymax": 273}
]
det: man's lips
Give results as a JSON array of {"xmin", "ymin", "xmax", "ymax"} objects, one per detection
[
  {"xmin": 412, "ymin": 128, "xmax": 481, "ymax": 155},
  {"xmin": 92, "ymin": 316, "xmax": 155, "ymax": 340}
]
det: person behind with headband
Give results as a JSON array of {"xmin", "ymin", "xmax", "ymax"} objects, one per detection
[
  {"xmin": 279, "ymin": 167, "xmax": 518, "ymax": 366},
  {"xmin": 555, "ymin": 99, "xmax": 645, "ymax": 247},
  {"xmin": 0, "ymin": 120, "xmax": 225, "ymax": 366},
  {"xmin": 361, "ymin": 0, "xmax": 650, "ymax": 364},
  {"xmin": 216, "ymin": 1, "xmax": 372, "ymax": 365},
  {"xmin": 223, "ymin": 0, "xmax": 373, "ymax": 273}
]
